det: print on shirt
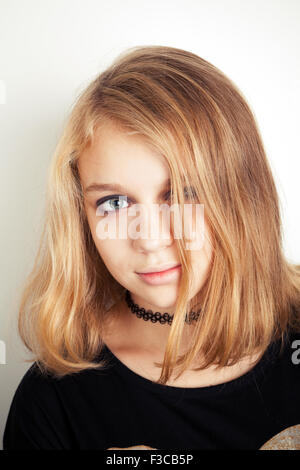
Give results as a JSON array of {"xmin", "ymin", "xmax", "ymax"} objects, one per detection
[
  {"xmin": 106, "ymin": 425, "xmax": 300, "ymax": 450},
  {"xmin": 259, "ymin": 424, "xmax": 300, "ymax": 450}
]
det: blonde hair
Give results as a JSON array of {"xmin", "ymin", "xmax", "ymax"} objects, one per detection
[{"xmin": 18, "ymin": 45, "xmax": 300, "ymax": 384}]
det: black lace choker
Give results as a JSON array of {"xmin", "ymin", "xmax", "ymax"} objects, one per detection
[{"xmin": 125, "ymin": 289, "xmax": 201, "ymax": 325}]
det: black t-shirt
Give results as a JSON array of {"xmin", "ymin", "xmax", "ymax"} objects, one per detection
[{"xmin": 3, "ymin": 330, "xmax": 300, "ymax": 450}]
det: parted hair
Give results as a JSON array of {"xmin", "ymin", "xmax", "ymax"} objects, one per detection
[{"xmin": 18, "ymin": 45, "xmax": 300, "ymax": 384}]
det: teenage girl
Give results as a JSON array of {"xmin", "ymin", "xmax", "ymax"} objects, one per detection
[{"xmin": 3, "ymin": 45, "xmax": 300, "ymax": 450}]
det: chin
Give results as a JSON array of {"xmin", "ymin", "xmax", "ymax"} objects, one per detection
[{"xmin": 140, "ymin": 289, "xmax": 179, "ymax": 312}]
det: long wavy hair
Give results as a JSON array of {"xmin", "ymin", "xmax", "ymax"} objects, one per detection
[{"xmin": 18, "ymin": 45, "xmax": 300, "ymax": 384}]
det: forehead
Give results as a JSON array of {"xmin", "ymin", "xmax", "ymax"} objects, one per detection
[{"xmin": 78, "ymin": 121, "xmax": 170, "ymax": 186}]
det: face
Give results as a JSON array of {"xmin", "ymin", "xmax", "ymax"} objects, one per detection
[{"xmin": 78, "ymin": 120, "xmax": 213, "ymax": 314}]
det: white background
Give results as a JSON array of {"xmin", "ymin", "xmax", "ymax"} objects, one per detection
[{"xmin": 0, "ymin": 0, "xmax": 299, "ymax": 449}]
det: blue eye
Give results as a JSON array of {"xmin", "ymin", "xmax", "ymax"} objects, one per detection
[
  {"xmin": 95, "ymin": 187, "xmax": 195, "ymax": 215},
  {"xmin": 96, "ymin": 195, "xmax": 129, "ymax": 214}
]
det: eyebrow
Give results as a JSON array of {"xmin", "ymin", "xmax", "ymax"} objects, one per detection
[{"xmin": 84, "ymin": 178, "xmax": 171, "ymax": 194}]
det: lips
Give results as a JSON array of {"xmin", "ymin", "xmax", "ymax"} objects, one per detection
[
  {"xmin": 137, "ymin": 264, "xmax": 182, "ymax": 286},
  {"xmin": 137, "ymin": 263, "xmax": 181, "ymax": 274}
]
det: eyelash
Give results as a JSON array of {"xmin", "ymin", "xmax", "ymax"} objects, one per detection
[{"xmin": 95, "ymin": 188, "xmax": 195, "ymax": 214}]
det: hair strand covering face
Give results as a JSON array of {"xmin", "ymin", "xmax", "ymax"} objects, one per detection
[{"xmin": 18, "ymin": 45, "xmax": 300, "ymax": 384}]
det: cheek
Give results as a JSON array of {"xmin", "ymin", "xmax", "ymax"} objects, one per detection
[
  {"xmin": 89, "ymin": 219, "xmax": 130, "ymax": 275},
  {"xmin": 84, "ymin": 208, "xmax": 132, "ymax": 283},
  {"xmin": 93, "ymin": 236, "xmax": 123, "ymax": 266},
  {"xmin": 94, "ymin": 240, "xmax": 131, "ymax": 288},
  {"xmin": 89, "ymin": 206, "xmax": 130, "ymax": 243}
]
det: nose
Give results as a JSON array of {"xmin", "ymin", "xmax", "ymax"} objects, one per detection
[{"xmin": 130, "ymin": 202, "xmax": 174, "ymax": 253}]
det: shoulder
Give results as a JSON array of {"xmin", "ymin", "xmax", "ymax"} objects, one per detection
[
  {"xmin": 2, "ymin": 364, "xmax": 51, "ymax": 449},
  {"xmin": 3, "ymin": 363, "xmax": 73, "ymax": 449},
  {"xmin": 14, "ymin": 362, "xmax": 59, "ymax": 395},
  {"xmin": 3, "ymin": 352, "xmax": 113, "ymax": 450},
  {"xmin": 7, "ymin": 349, "xmax": 114, "ymax": 410},
  {"xmin": 8, "ymin": 361, "xmax": 81, "ymax": 409},
  {"xmin": 4, "ymin": 362, "xmax": 63, "ymax": 422}
]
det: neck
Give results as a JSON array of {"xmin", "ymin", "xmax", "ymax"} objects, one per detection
[{"xmin": 125, "ymin": 290, "xmax": 201, "ymax": 325}]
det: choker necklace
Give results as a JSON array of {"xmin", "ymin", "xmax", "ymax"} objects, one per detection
[{"xmin": 125, "ymin": 290, "xmax": 201, "ymax": 325}]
